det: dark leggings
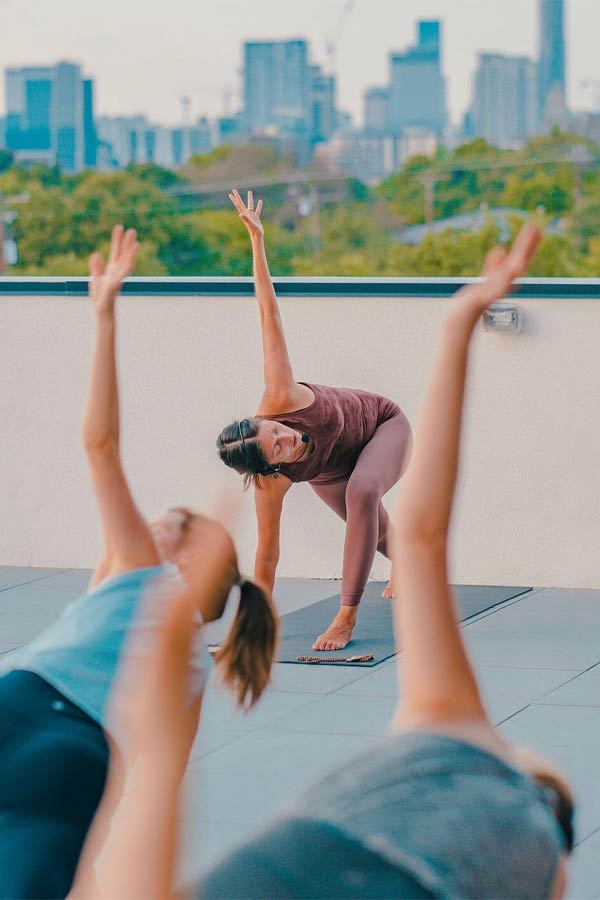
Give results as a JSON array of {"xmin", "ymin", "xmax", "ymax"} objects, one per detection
[
  {"xmin": 0, "ymin": 670, "xmax": 109, "ymax": 900},
  {"xmin": 311, "ymin": 412, "xmax": 411, "ymax": 607}
]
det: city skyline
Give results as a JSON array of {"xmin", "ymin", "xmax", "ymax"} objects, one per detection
[{"xmin": 1, "ymin": 0, "xmax": 599, "ymax": 127}]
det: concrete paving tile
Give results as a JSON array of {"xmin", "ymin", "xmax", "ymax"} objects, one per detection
[
  {"xmin": 0, "ymin": 569, "xmax": 92, "ymax": 651},
  {"xmin": 198, "ymin": 687, "xmax": 321, "ymax": 735},
  {"xmin": 338, "ymin": 661, "xmax": 401, "ymax": 696},
  {"xmin": 477, "ymin": 666, "xmax": 583, "ymax": 723},
  {"xmin": 190, "ymin": 729, "xmax": 374, "ymax": 778},
  {"xmin": 567, "ymin": 829, "xmax": 600, "ymax": 899},
  {"xmin": 338, "ymin": 662, "xmax": 572, "ymax": 725},
  {"xmin": 0, "ymin": 566, "xmax": 68, "ymax": 592},
  {"xmin": 267, "ymin": 692, "xmax": 396, "ymax": 736},
  {"xmin": 180, "ymin": 769, "xmax": 306, "ymax": 826},
  {"xmin": 268, "ymin": 660, "xmax": 375, "ymax": 693},
  {"xmin": 538, "ymin": 664, "xmax": 600, "ymax": 709},
  {"xmin": 464, "ymin": 589, "xmax": 600, "ymax": 670},
  {"xmin": 499, "ymin": 704, "xmax": 600, "ymax": 840},
  {"xmin": 187, "ymin": 728, "xmax": 246, "ymax": 763}
]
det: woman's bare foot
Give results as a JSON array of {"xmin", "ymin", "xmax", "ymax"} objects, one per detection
[
  {"xmin": 382, "ymin": 579, "xmax": 395, "ymax": 599},
  {"xmin": 313, "ymin": 606, "xmax": 357, "ymax": 651}
]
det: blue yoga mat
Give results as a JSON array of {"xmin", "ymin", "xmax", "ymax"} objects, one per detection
[{"xmin": 278, "ymin": 582, "xmax": 531, "ymax": 667}]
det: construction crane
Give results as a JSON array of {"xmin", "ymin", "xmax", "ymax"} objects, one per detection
[{"xmin": 325, "ymin": 0, "xmax": 356, "ymax": 76}]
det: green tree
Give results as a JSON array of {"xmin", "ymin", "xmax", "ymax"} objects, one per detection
[
  {"xmin": 0, "ymin": 149, "xmax": 13, "ymax": 173},
  {"xmin": 502, "ymin": 167, "xmax": 574, "ymax": 214},
  {"xmin": 568, "ymin": 198, "xmax": 600, "ymax": 251},
  {"xmin": 377, "ymin": 155, "xmax": 432, "ymax": 225},
  {"xmin": 385, "ymin": 222, "xmax": 501, "ymax": 277}
]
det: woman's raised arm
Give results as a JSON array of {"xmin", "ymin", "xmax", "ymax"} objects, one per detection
[
  {"xmin": 83, "ymin": 225, "xmax": 159, "ymax": 584},
  {"xmin": 391, "ymin": 224, "xmax": 542, "ymax": 729},
  {"xmin": 229, "ymin": 189, "xmax": 298, "ymax": 404}
]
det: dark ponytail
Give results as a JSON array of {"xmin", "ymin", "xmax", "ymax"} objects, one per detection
[{"xmin": 214, "ymin": 579, "xmax": 278, "ymax": 709}]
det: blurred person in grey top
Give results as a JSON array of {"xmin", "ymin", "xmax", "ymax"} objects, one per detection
[{"xmin": 74, "ymin": 224, "xmax": 573, "ymax": 900}]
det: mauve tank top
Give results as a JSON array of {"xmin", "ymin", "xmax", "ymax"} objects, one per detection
[{"xmin": 271, "ymin": 382, "xmax": 402, "ymax": 485}]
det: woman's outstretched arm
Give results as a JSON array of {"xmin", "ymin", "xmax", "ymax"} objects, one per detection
[
  {"xmin": 392, "ymin": 225, "xmax": 542, "ymax": 728},
  {"xmin": 229, "ymin": 189, "xmax": 298, "ymax": 403},
  {"xmin": 83, "ymin": 225, "xmax": 159, "ymax": 584}
]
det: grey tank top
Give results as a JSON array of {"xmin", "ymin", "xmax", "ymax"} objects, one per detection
[{"xmin": 294, "ymin": 732, "xmax": 565, "ymax": 899}]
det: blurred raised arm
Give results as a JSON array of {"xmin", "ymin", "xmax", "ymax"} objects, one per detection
[
  {"xmin": 392, "ymin": 224, "xmax": 542, "ymax": 729},
  {"xmin": 83, "ymin": 225, "xmax": 159, "ymax": 586}
]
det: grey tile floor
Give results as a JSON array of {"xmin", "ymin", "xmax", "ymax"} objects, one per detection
[{"xmin": 1, "ymin": 568, "xmax": 599, "ymax": 898}]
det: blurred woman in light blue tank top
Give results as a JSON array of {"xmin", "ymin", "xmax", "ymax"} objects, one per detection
[{"xmin": 0, "ymin": 227, "xmax": 278, "ymax": 900}]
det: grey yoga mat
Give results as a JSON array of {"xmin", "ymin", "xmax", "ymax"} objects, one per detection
[{"xmin": 278, "ymin": 582, "xmax": 532, "ymax": 667}]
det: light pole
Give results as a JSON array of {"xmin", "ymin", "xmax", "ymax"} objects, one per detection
[{"xmin": 0, "ymin": 192, "xmax": 30, "ymax": 275}]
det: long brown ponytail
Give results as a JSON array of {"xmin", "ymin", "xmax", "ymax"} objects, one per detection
[{"xmin": 214, "ymin": 578, "xmax": 278, "ymax": 709}]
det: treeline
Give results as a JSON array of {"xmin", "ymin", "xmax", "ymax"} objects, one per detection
[{"xmin": 2, "ymin": 131, "xmax": 600, "ymax": 277}]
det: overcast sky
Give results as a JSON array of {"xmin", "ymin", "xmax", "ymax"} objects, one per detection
[{"xmin": 1, "ymin": 0, "xmax": 599, "ymax": 127}]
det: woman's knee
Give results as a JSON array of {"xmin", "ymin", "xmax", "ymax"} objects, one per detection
[{"xmin": 345, "ymin": 478, "xmax": 381, "ymax": 512}]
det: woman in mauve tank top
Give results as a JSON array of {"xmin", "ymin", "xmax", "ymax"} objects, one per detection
[{"xmin": 217, "ymin": 191, "xmax": 412, "ymax": 652}]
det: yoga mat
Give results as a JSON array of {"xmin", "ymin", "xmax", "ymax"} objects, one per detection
[{"xmin": 278, "ymin": 583, "xmax": 532, "ymax": 667}]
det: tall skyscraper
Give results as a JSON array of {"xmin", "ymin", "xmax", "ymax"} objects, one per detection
[
  {"xmin": 472, "ymin": 54, "xmax": 539, "ymax": 148},
  {"xmin": 83, "ymin": 78, "xmax": 97, "ymax": 168},
  {"xmin": 4, "ymin": 62, "xmax": 92, "ymax": 172},
  {"xmin": 310, "ymin": 65, "xmax": 336, "ymax": 145},
  {"xmin": 388, "ymin": 20, "xmax": 446, "ymax": 138},
  {"xmin": 243, "ymin": 40, "xmax": 311, "ymax": 146},
  {"xmin": 538, "ymin": 0, "xmax": 566, "ymax": 122}
]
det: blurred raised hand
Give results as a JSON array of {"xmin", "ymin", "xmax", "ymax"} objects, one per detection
[
  {"xmin": 451, "ymin": 222, "xmax": 542, "ymax": 322},
  {"xmin": 229, "ymin": 188, "xmax": 264, "ymax": 241},
  {"xmin": 88, "ymin": 225, "xmax": 139, "ymax": 316}
]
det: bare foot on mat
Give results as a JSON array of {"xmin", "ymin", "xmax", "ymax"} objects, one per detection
[{"xmin": 313, "ymin": 607, "xmax": 357, "ymax": 651}]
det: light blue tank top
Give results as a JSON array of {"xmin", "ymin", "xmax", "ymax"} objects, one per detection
[{"xmin": 0, "ymin": 565, "xmax": 210, "ymax": 737}]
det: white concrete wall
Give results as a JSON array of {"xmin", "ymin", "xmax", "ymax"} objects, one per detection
[{"xmin": 2, "ymin": 291, "xmax": 600, "ymax": 588}]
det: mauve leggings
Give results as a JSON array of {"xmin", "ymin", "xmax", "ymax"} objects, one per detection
[{"xmin": 310, "ymin": 412, "xmax": 412, "ymax": 607}]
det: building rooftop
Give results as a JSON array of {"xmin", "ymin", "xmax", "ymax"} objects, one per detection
[
  {"xmin": 2, "ymin": 278, "xmax": 600, "ymax": 895},
  {"xmin": 0, "ymin": 568, "xmax": 599, "ymax": 897}
]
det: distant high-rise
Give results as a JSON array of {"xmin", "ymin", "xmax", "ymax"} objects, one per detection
[
  {"xmin": 189, "ymin": 117, "xmax": 213, "ymax": 156},
  {"xmin": 418, "ymin": 21, "xmax": 441, "ymax": 54},
  {"xmin": 5, "ymin": 62, "xmax": 91, "ymax": 172},
  {"xmin": 472, "ymin": 54, "xmax": 539, "ymax": 148},
  {"xmin": 310, "ymin": 65, "xmax": 336, "ymax": 145},
  {"xmin": 538, "ymin": 0, "xmax": 566, "ymax": 121},
  {"xmin": 364, "ymin": 87, "xmax": 389, "ymax": 136},
  {"xmin": 243, "ymin": 40, "xmax": 311, "ymax": 146},
  {"xmin": 83, "ymin": 78, "xmax": 97, "ymax": 168},
  {"xmin": 388, "ymin": 20, "xmax": 446, "ymax": 138}
]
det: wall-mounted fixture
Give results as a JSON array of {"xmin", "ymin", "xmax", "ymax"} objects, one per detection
[{"xmin": 482, "ymin": 304, "xmax": 521, "ymax": 333}]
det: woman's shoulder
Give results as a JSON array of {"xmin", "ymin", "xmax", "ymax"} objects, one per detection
[
  {"xmin": 257, "ymin": 383, "xmax": 316, "ymax": 417},
  {"xmin": 86, "ymin": 564, "xmax": 172, "ymax": 598}
]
